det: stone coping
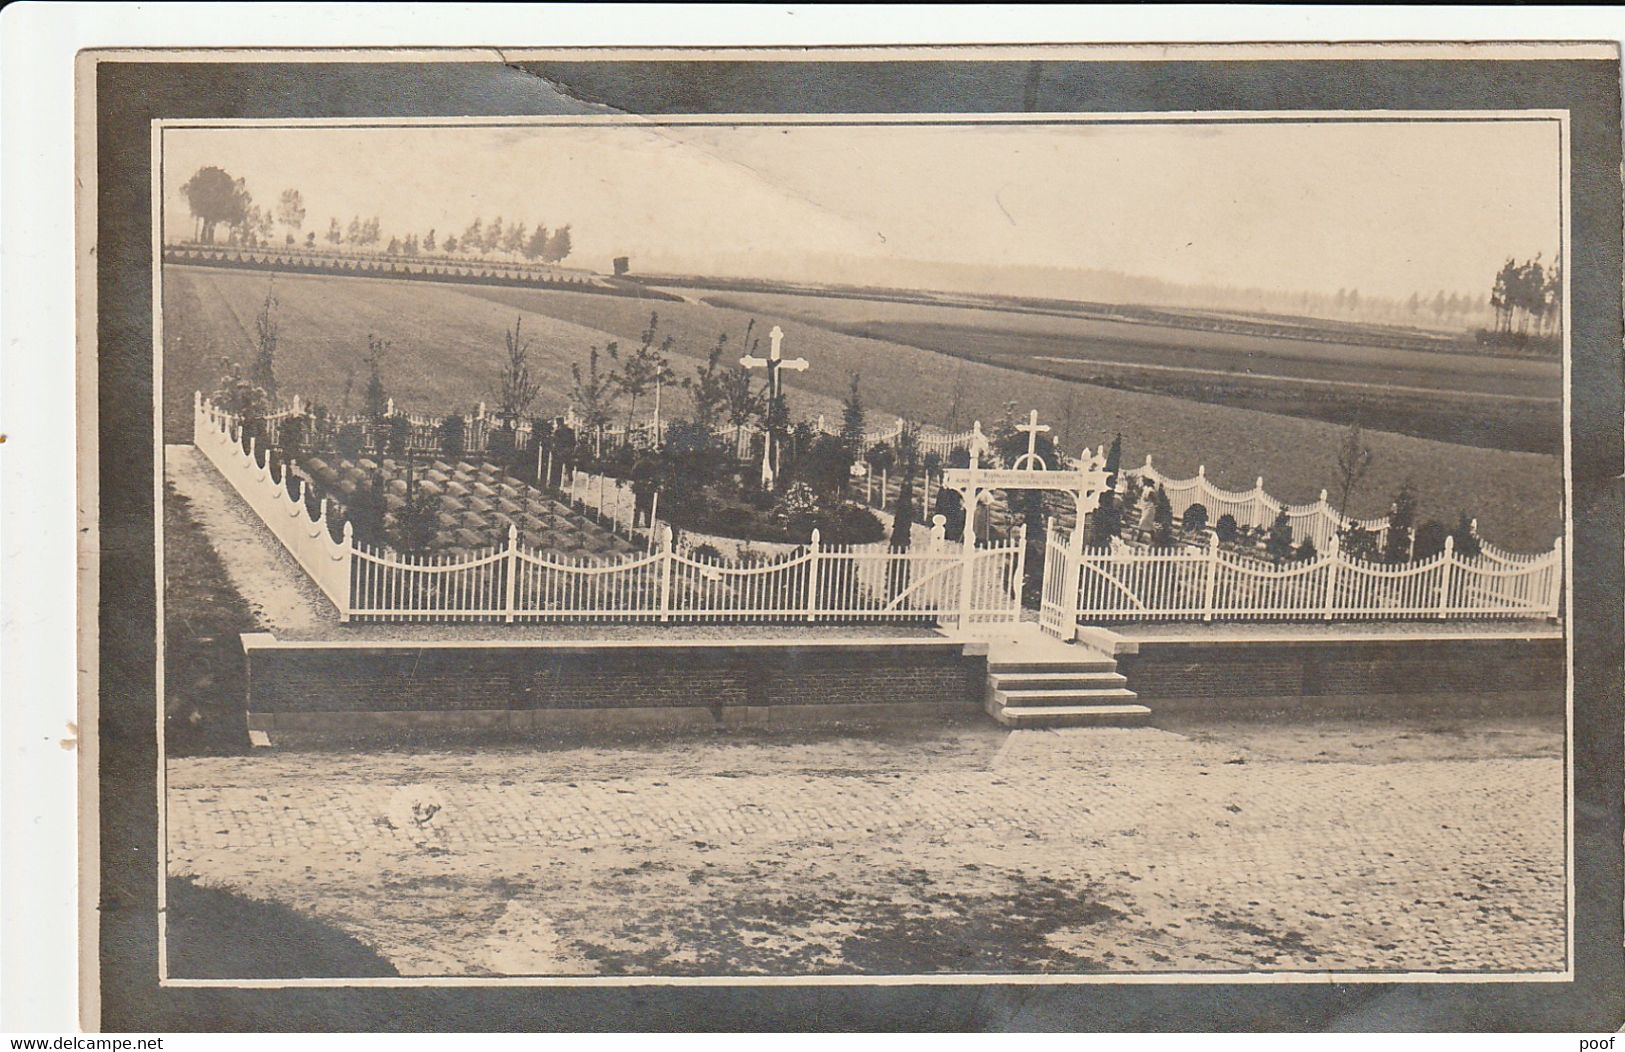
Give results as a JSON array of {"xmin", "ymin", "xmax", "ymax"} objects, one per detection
[
  {"xmin": 1077, "ymin": 620, "xmax": 1561, "ymax": 656},
  {"xmin": 241, "ymin": 630, "xmax": 990, "ymax": 658}
]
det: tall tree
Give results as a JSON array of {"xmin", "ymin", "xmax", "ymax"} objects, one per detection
[
  {"xmin": 525, "ymin": 224, "xmax": 550, "ymax": 261},
  {"xmin": 543, "ymin": 225, "xmax": 573, "ymax": 263},
  {"xmin": 503, "ymin": 221, "xmax": 527, "ymax": 255},
  {"xmin": 1333, "ymin": 420, "xmax": 1374, "ymax": 526},
  {"xmin": 180, "ymin": 166, "xmax": 251, "ymax": 244},
  {"xmin": 326, "ymin": 217, "xmax": 342, "ymax": 244},
  {"xmin": 362, "ymin": 335, "xmax": 390, "ymax": 421},
  {"xmin": 392, "ymin": 451, "xmax": 441, "ymax": 554},
  {"xmin": 484, "ymin": 216, "xmax": 504, "ymax": 253},
  {"xmin": 462, "ymin": 218, "xmax": 484, "ymax": 255},
  {"xmin": 890, "ymin": 421, "xmax": 921, "ymax": 548},
  {"xmin": 496, "ymin": 316, "xmax": 543, "ymax": 428},
  {"xmin": 569, "ymin": 343, "xmax": 621, "ymax": 446},
  {"xmin": 840, "ymin": 373, "xmax": 867, "ymax": 460},
  {"xmin": 616, "ymin": 314, "xmax": 676, "ymax": 436},
  {"xmin": 423, "ymin": 228, "xmax": 436, "ymax": 252},
  {"xmin": 682, "ymin": 333, "xmax": 733, "ymax": 434},
  {"xmin": 251, "ymin": 283, "xmax": 278, "ymax": 404},
  {"xmin": 346, "ymin": 216, "xmax": 362, "ymax": 244},
  {"xmin": 275, "ymin": 189, "xmax": 306, "ymax": 237}
]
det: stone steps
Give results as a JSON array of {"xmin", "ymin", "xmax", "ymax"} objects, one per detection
[
  {"xmin": 989, "ymin": 668, "xmax": 1125, "ymax": 688},
  {"xmin": 993, "ymin": 702, "xmax": 1153, "ymax": 728},
  {"xmin": 978, "ymin": 623, "xmax": 1147, "ymax": 728}
]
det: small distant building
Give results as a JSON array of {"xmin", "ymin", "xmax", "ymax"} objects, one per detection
[{"xmin": 612, "ymin": 256, "xmax": 630, "ymax": 276}]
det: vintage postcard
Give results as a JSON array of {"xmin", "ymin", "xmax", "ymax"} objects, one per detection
[{"xmin": 76, "ymin": 42, "xmax": 1623, "ymax": 1031}]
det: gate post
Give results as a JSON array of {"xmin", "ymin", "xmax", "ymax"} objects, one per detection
[
  {"xmin": 658, "ymin": 524, "xmax": 674, "ymax": 622},
  {"xmin": 339, "ymin": 520, "xmax": 354, "ymax": 623},
  {"xmin": 1201, "ymin": 532, "xmax": 1220, "ymax": 623},
  {"xmin": 1546, "ymin": 535, "xmax": 1564, "ymax": 620},
  {"xmin": 504, "ymin": 522, "xmax": 519, "ymax": 623},
  {"xmin": 1012, "ymin": 522, "xmax": 1028, "ymax": 621},
  {"xmin": 806, "ymin": 528, "xmax": 822, "ymax": 622},
  {"xmin": 957, "ymin": 492, "xmax": 978, "ymax": 630},
  {"xmin": 1437, "ymin": 534, "xmax": 1455, "ymax": 619},
  {"xmin": 1321, "ymin": 532, "xmax": 1340, "ymax": 621}
]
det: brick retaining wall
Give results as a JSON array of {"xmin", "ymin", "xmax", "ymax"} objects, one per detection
[
  {"xmin": 241, "ymin": 635, "xmax": 988, "ymax": 739},
  {"xmin": 1117, "ymin": 635, "xmax": 1565, "ymax": 715}
]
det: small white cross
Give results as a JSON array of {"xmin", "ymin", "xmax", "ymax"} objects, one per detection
[{"xmin": 1013, "ymin": 410, "xmax": 1050, "ymax": 470}]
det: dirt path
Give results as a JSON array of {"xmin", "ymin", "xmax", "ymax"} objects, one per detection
[{"xmin": 166, "ymin": 444, "xmax": 335, "ymax": 634}]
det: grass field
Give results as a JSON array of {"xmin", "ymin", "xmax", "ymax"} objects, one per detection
[
  {"xmin": 700, "ymin": 289, "xmax": 1562, "ymax": 455},
  {"xmin": 163, "ymin": 265, "xmax": 1564, "ymax": 550}
]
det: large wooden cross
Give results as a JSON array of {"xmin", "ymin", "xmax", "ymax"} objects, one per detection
[{"xmin": 740, "ymin": 325, "xmax": 809, "ymax": 489}]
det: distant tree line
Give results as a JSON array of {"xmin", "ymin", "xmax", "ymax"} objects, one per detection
[
  {"xmin": 178, "ymin": 165, "xmax": 575, "ymax": 265},
  {"xmin": 1487, "ymin": 255, "xmax": 1562, "ymax": 344}
]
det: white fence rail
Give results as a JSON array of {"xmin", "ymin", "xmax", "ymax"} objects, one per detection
[
  {"xmin": 345, "ymin": 523, "xmax": 1023, "ymax": 625},
  {"xmin": 1060, "ymin": 528, "xmax": 1562, "ymax": 624},
  {"xmin": 194, "ymin": 394, "xmax": 354, "ymax": 615}
]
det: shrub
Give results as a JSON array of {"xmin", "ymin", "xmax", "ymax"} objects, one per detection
[
  {"xmin": 1451, "ymin": 512, "xmax": 1482, "ymax": 558},
  {"xmin": 487, "ymin": 424, "xmax": 517, "ymax": 460},
  {"xmin": 438, "ymin": 414, "xmax": 466, "ymax": 456},
  {"xmin": 1414, "ymin": 519, "xmax": 1449, "ymax": 560},
  {"xmin": 384, "ymin": 413, "xmax": 412, "ymax": 456},
  {"xmin": 1383, "ymin": 480, "xmax": 1419, "ymax": 563},
  {"xmin": 1294, "ymin": 537, "xmax": 1318, "ymax": 562},
  {"xmin": 794, "ymin": 434, "xmax": 853, "ymax": 500},
  {"xmin": 816, "ymin": 502, "xmax": 887, "ymax": 545},
  {"xmin": 933, "ymin": 486, "xmax": 966, "ymax": 543},
  {"xmin": 774, "ymin": 480, "xmax": 820, "ymax": 528},
  {"xmin": 1151, "ymin": 486, "xmax": 1175, "ymax": 546},
  {"xmin": 1182, "ymin": 502, "xmax": 1209, "ymax": 535},
  {"xmin": 1215, "ymin": 513, "xmax": 1239, "ymax": 545},
  {"xmin": 689, "ymin": 543, "xmax": 723, "ymax": 562},
  {"xmin": 1341, "ymin": 524, "xmax": 1382, "ymax": 562},
  {"xmin": 1089, "ymin": 492, "xmax": 1121, "ymax": 546},
  {"xmin": 335, "ymin": 422, "xmax": 366, "ymax": 460},
  {"xmin": 279, "ymin": 414, "xmax": 310, "ymax": 458},
  {"xmin": 865, "ymin": 442, "xmax": 895, "ymax": 477},
  {"xmin": 1265, "ymin": 509, "xmax": 1295, "ymax": 563}
]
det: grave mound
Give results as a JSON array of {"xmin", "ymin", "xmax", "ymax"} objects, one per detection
[{"xmin": 300, "ymin": 455, "xmax": 639, "ymax": 559}]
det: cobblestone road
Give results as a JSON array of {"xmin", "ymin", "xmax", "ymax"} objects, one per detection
[{"xmin": 167, "ymin": 718, "xmax": 1565, "ymax": 979}]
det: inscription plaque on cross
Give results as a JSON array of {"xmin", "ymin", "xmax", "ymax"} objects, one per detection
[{"xmin": 740, "ymin": 325, "xmax": 809, "ymax": 489}]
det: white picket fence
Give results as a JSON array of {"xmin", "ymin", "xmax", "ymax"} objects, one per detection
[
  {"xmin": 1126, "ymin": 456, "xmax": 1391, "ymax": 551},
  {"xmin": 348, "ymin": 523, "xmax": 1024, "ymax": 625},
  {"xmin": 198, "ymin": 393, "xmax": 1563, "ymax": 629},
  {"xmin": 1046, "ymin": 525, "xmax": 1562, "ymax": 625}
]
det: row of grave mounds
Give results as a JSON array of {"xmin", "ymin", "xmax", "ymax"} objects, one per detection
[{"xmin": 298, "ymin": 452, "xmax": 641, "ymax": 560}]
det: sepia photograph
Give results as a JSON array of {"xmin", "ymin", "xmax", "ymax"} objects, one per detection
[
  {"xmin": 157, "ymin": 110, "xmax": 1570, "ymax": 981},
  {"xmin": 59, "ymin": 35, "xmax": 1623, "ymax": 1032}
]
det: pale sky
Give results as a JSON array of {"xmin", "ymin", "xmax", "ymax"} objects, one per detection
[{"xmin": 162, "ymin": 119, "xmax": 1562, "ymax": 301}]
